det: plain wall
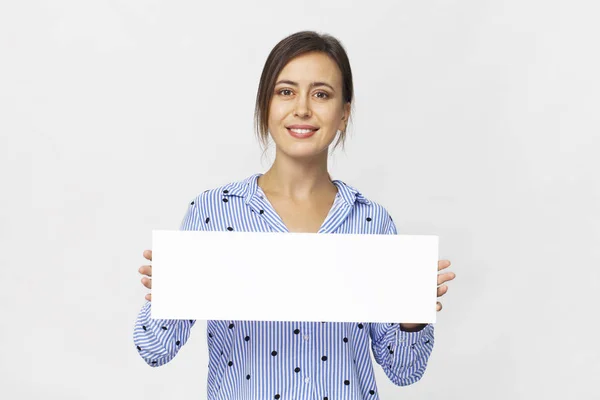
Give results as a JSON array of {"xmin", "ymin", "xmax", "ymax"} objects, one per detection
[{"xmin": 1, "ymin": 0, "xmax": 599, "ymax": 399}]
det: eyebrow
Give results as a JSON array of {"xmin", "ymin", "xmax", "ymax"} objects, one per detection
[{"xmin": 275, "ymin": 80, "xmax": 336, "ymax": 92}]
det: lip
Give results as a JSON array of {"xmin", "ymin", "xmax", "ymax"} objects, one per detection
[{"xmin": 286, "ymin": 124, "xmax": 319, "ymax": 130}]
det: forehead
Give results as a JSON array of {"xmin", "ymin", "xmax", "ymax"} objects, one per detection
[{"xmin": 276, "ymin": 52, "xmax": 342, "ymax": 86}]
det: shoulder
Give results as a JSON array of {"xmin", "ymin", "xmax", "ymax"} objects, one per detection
[
  {"xmin": 333, "ymin": 178, "xmax": 396, "ymax": 228},
  {"xmin": 187, "ymin": 173, "xmax": 259, "ymax": 208},
  {"xmin": 180, "ymin": 174, "xmax": 259, "ymax": 231}
]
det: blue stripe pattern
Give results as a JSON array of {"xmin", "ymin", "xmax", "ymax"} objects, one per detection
[{"xmin": 133, "ymin": 173, "xmax": 435, "ymax": 399}]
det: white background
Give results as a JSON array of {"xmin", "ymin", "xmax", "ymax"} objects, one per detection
[{"xmin": 1, "ymin": 0, "xmax": 599, "ymax": 399}]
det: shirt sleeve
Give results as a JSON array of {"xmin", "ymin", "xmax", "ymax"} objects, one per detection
[
  {"xmin": 368, "ymin": 212, "xmax": 435, "ymax": 385},
  {"xmin": 132, "ymin": 197, "xmax": 203, "ymax": 367}
]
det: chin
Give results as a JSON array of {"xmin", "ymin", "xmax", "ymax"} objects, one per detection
[
  {"xmin": 278, "ymin": 142, "xmax": 329, "ymax": 159},
  {"xmin": 271, "ymin": 129, "xmax": 335, "ymax": 159}
]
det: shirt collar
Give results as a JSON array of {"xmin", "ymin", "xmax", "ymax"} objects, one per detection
[
  {"xmin": 333, "ymin": 177, "xmax": 372, "ymax": 206},
  {"xmin": 221, "ymin": 173, "xmax": 371, "ymax": 206}
]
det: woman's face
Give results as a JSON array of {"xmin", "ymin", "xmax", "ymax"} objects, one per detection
[{"xmin": 268, "ymin": 51, "xmax": 350, "ymax": 159}]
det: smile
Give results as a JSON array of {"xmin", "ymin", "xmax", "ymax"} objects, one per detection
[{"xmin": 287, "ymin": 128, "xmax": 318, "ymax": 139}]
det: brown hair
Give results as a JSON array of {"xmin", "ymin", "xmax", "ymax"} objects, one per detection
[{"xmin": 253, "ymin": 31, "xmax": 354, "ymax": 152}]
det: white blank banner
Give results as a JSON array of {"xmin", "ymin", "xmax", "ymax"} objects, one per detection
[{"xmin": 151, "ymin": 230, "xmax": 439, "ymax": 323}]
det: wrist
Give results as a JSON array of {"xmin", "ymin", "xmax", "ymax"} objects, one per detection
[{"xmin": 399, "ymin": 323, "xmax": 427, "ymax": 332}]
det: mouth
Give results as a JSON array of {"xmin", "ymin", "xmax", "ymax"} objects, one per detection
[{"xmin": 286, "ymin": 127, "xmax": 319, "ymax": 139}]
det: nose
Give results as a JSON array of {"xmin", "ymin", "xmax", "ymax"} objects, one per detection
[{"xmin": 294, "ymin": 95, "xmax": 312, "ymax": 118}]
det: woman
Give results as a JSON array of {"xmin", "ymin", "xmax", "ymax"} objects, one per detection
[{"xmin": 134, "ymin": 31, "xmax": 455, "ymax": 400}]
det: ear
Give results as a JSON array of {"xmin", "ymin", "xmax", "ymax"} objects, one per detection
[{"xmin": 338, "ymin": 102, "xmax": 351, "ymax": 132}]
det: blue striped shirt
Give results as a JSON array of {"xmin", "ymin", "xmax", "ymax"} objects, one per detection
[{"xmin": 133, "ymin": 173, "xmax": 435, "ymax": 400}]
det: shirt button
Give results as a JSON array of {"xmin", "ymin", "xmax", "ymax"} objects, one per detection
[
  {"xmin": 304, "ymin": 377, "xmax": 310, "ymax": 383},
  {"xmin": 303, "ymin": 335, "xmax": 309, "ymax": 341}
]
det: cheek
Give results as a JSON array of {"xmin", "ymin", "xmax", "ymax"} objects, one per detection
[
  {"xmin": 267, "ymin": 104, "xmax": 286, "ymax": 127},
  {"xmin": 316, "ymin": 102, "xmax": 342, "ymax": 121}
]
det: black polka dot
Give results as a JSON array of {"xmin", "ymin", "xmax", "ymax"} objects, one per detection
[
  {"xmin": 220, "ymin": 351, "xmax": 223, "ymax": 355},
  {"xmin": 224, "ymin": 190, "xmax": 229, "ymax": 194},
  {"xmin": 389, "ymin": 350, "xmax": 394, "ymax": 354},
  {"xmin": 275, "ymin": 395, "xmax": 280, "ymax": 400},
  {"xmin": 246, "ymin": 374, "xmax": 250, "ymax": 380},
  {"xmin": 205, "ymin": 217, "xmax": 210, "ymax": 224},
  {"xmin": 191, "ymin": 201, "xmax": 194, "ymax": 205},
  {"xmin": 321, "ymin": 356, "xmax": 327, "ymax": 361},
  {"xmin": 294, "ymin": 328, "xmax": 300, "ymax": 334},
  {"xmin": 366, "ymin": 217, "xmax": 372, "ymax": 222},
  {"xmin": 259, "ymin": 209, "xmax": 264, "ymax": 214},
  {"xmin": 142, "ymin": 325, "xmax": 146, "ymax": 331},
  {"xmin": 344, "ymin": 379, "xmax": 350, "ymax": 385},
  {"xmin": 369, "ymin": 390, "xmax": 375, "ymax": 395},
  {"xmin": 357, "ymin": 323, "xmax": 364, "ymax": 329},
  {"xmin": 324, "ymin": 397, "xmax": 328, "ymax": 400},
  {"xmin": 425, "ymin": 339, "xmax": 430, "ymax": 344},
  {"xmin": 227, "ymin": 227, "xmax": 233, "ymax": 231},
  {"xmin": 228, "ymin": 361, "xmax": 233, "ymax": 366},
  {"xmin": 162, "ymin": 326, "xmax": 167, "ymax": 330},
  {"xmin": 343, "ymin": 337, "xmax": 348, "ymax": 343},
  {"xmin": 271, "ymin": 351, "xmax": 278, "ymax": 356},
  {"xmin": 136, "ymin": 345, "xmax": 141, "ymax": 351},
  {"xmin": 152, "ymin": 361, "xmax": 157, "ymax": 364},
  {"xmin": 294, "ymin": 367, "xmax": 301, "ymax": 373},
  {"xmin": 190, "ymin": 320, "xmax": 193, "ymax": 323},
  {"xmin": 209, "ymin": 333, "xmax": 213, "ymax": 338},
  {"xmin": 229, "ymin": 323, "xmax": 234, "ymax": 329},
  {"xmin": 176, "ymin": 340, "xmax": 180, "ymax": 346},
  {"xmin": 245, "ymin": 336, "xmax": 250, "ymax": 341},
  {"xmin": 222, "ymin": 198, "xmax": 228, "ymax": 203}
]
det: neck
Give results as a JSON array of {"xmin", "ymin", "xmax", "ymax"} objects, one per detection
[{"xmin": 259, "ymin": 148, "xmax": 334, "ymax": 200}]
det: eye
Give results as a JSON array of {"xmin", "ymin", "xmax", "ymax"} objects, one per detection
[
  {"xmin": 278, "ymin": 89, "xmax": 293, "ymax": 96},
  {"xmin": 315, "ymin": 91, "xmax": 329, "ymax": 99}
]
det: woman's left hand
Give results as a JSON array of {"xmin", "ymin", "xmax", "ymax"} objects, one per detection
[
  {"xmin": 399, "ymin": 259, "xmax": 456, "ymax": 331},
  {"xmin": 436, "ymin": 259, "xmax": 455, "ymax": 312}
]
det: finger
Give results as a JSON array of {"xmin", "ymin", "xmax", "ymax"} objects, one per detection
[
  {"xmin": 436, "ymin": 301, "xmax": 442, "ymax": 312},
  {"xmin": 437, "ymin": 271, "xmax": 456, "ymax": 286},
  {"xmin": 437, "ymin": 284, "xmax": 448, "ymax": 297},
  {"xmin": 143, "ymin": 249, "xmax": 152, "ymax": 261},
  {"xmin": 437, "ymin": 260, "xmax": 451, "ymax": 271},
  {"xmin": 141, "ymin": 277, "xmax": 152, "ymax": 289},
  {"xmin": 145, "ymin": 293, "xmax": 152, "ymax": 302},
  {"xmin": 138, "ymin": 265, "xmax": 152, "ymax": 277}
]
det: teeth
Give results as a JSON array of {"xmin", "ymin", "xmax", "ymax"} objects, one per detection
[{"xmin": 290, "ymin": 128, "xmax": 315, "ymax": 133}]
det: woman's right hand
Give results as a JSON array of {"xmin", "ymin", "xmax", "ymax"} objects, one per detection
[{"xmin": 139, "ymin": 249, "xmax": 152, "ymax": 301}]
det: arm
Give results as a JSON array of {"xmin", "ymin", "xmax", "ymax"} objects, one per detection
[
  {"xmin": 133, "ymin": 197, "xmax": 203, "ymax": 366},
  {"xmin": 369, "ymin": 322, "xmax": 434, "ymax": 385},
  {"xmin": 369, "ymin": 213, "xmax": 435, "ymax": 385},
  {"xmin": 133, "ymin": 303, "xmax": 196, "ymax": 367}
]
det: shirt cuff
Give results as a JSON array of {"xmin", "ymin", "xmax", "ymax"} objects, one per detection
[{"xmin": 396, "ymin": 323, "xmax": 434, "ymax": 347}]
